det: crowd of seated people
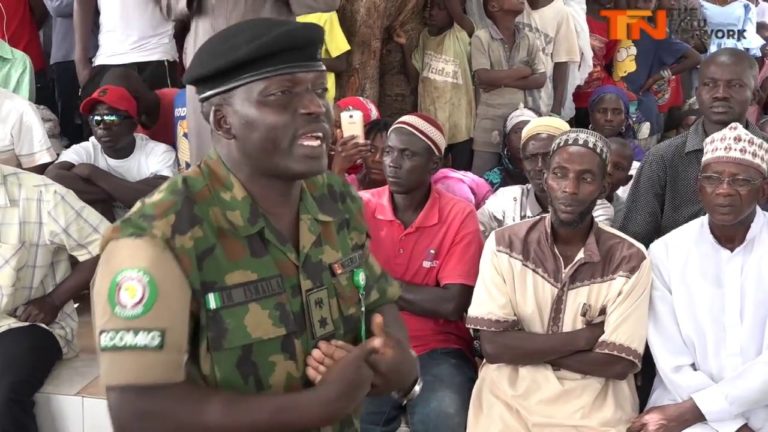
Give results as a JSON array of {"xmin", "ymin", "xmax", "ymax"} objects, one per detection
[{"xmin": 1, "ymin": 0, "xmax": 768, "ymax": 431}]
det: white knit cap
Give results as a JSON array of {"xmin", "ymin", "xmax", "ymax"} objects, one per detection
[{"xmin": 702, "ymin": 122, "xmax": 768, "ymax": 176}]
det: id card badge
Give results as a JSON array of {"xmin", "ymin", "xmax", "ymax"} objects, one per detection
[{"xmin": 353, "ymin": 268, "xmax": 367, "ymax": 341}]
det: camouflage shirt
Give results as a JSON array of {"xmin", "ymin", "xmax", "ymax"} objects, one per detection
[{"xmin": 94, "ymin": 151, "xmax": 401, "ymax": 432}]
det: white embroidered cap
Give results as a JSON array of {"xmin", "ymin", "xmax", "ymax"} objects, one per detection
[{"xmin": 702, "ymin": 122, "xmax": 768, "ymax": 177}]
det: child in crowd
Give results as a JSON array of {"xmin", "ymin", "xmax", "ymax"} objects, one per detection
[
  {"xmin": 606, "ymin": 137, "xmax": 636, "ymax": 224},
  {"xmin": 396, "ymin": 0, "xmax": 476, "ymax": 171},
  {"xmin": 346, "ymin": 119, "xmax": 392, "ymax": 191},
  {"xmin": 517, "ymin": 0, "xmax": 581, "ymax": 117},
  {"xmin": 469, "ymin": 0, "xmax": 546, "ymax": 176}
]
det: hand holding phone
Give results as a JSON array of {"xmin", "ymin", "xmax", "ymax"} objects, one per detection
[{"xmin": 340, "ymin": 109, "xmax": 365, "ymax": 144}]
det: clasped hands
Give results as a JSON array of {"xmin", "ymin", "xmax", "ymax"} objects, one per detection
[{"xmin": 304, "ymin": 313, "xmax": 418, "ymax": 405}]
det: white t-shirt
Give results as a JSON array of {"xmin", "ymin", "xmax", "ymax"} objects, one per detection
[
  {"xmin": 516, "ymin": 0, "xmax": 581, "ymax": 115},
  {"xmin": 758, "ymin": 0, "xmax": 768, "ymax": 22},
  {"xmin": 58, "ymin": 134, "xmax": 177, "ymax": 217},
  {"xmin": 0, "ymin": 88, "xmax": 56, "ymax": 169},
  {"xmin": 93, "ymin": 0, "xmax": 179, "ymax": 66}
]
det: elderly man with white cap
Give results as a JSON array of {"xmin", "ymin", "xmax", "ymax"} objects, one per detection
[{"xmin": 630, "ymin": 122, "xmax": 768, "ymax": 432}]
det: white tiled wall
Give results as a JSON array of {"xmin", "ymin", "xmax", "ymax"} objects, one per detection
[
  {"xmin": 35, "ymin": 394, "xmax": 112, "ymax": 432},
  {"xmin": 83, "ymin": 398, "xmax": 113, "ymax": 432},
  {"xmin": 39, "ymin": 356, "xmax": 99, "ymax": 396},
  {"xmin": 35, "ymin": 394, "xmax": 84, "ymax": 432}
]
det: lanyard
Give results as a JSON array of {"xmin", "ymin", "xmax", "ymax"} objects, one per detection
[{"xmin": 353, "ymin": 268, "xmax": 367, "ymax": 341}]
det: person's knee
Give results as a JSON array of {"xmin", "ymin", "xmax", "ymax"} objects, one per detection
[
  {"xmin": 0, "ymin": 378, "xmax": 31, "ymax": 413},
  {"xmin": 407, "ymin": 388, "xmax": 471, "ymax": 432},
  {"xmin": 419, "ymin": 387, "xmax": 470, "ymax": 414}
]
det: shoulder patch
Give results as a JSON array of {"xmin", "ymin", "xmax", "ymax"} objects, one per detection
[{"xmin": 108, "ymin": 269, "xmax": 158, "ymax": 320}]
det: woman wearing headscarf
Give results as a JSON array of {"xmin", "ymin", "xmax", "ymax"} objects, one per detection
[
  {"xmin": 482, "ymin": 104, "xmax": 539, "ymax": 192},
  {"xmin": 588, "ymin": 85, "xmax": 647, "ymax": 162},
  {"xmin": 329, "ymin": 96, "xmax": 381, "ymax": 179}
]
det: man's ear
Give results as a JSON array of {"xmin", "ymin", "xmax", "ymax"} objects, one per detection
[
  {"xmin": 211, "ymin": 105, "xmax": 235, "ymax": 141},
  {"xmin": 599, "ymin": 175, "xmax": 610, "ymax": 200},
  {"xmin": 430, "ymin": 154, "xmax": 442, "ymax": 175},
  {"xmin": 622, "ymin": 174, "xmax": 634, "ymax": 187},
  {"xmin": 125, "ymin": 118, "xmax": 139, "ymax": 133},
  {"xmin": 760, "ymin": 178, "xmax": 768, "ymax": 205},
  {"xmin": 752, "ymin": 85, "xmax": 760, "ymax": 107}
]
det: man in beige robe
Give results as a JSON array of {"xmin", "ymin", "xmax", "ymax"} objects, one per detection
[{"xmin": 466, "ymin": 128, "xmax": 652, "ymax": 431}]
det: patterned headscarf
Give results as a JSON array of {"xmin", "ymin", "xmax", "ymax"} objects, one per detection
[{"xmin": 550, "ymin": 128, "xmax": 610, "ymax": 166}]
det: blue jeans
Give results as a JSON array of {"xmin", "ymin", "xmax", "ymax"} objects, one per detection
[{"xmin": 360, "ymin": 348, "xmax": 477, "ymax": 432}]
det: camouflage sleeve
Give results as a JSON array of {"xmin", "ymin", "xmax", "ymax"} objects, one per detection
[{"xmin": 92, "ymin": 237, "xmax": 192, "ymax": 387}]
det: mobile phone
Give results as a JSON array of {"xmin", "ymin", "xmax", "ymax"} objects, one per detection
[{"xmin": 340, "ymin": 109, "xmax": 365, "ymax": 143}]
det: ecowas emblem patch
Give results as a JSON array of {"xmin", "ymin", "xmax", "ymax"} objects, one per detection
[
  {"xmin": 108, "ymin": 269, "xmax": 158, "ymax": 320},
  {"xmin": 99, "ymin": 329, "xmax": 165, "ymax": 351}
]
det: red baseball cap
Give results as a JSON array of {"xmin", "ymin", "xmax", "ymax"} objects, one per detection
[{"xmin": 80, "ymin": 85, "xmax": 138, "ymax": 118}]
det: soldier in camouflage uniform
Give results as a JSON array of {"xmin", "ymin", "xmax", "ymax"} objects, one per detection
[{"xmin": 91, "ymin": 18, "xmax": 420, "ymax": 431}]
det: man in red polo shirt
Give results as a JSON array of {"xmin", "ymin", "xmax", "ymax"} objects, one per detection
[{"xmin": 357, "ymin": 113, "xmax": 482, "ymax": 432}]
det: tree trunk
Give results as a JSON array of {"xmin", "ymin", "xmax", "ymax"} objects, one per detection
[{"xmin": 338, "ymin": 0, "xmax": 426, "ymax": 120}]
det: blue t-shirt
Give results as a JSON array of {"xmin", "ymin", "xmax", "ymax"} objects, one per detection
[
  {"xmin": 623, "ymin": 32, "xmax": 690, "ymax": 135},
  {"xmin": 173, "ymin": 89, "xmax": 190, "ymax": 172}
]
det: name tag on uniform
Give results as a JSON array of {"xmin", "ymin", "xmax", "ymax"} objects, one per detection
[
  {"xmin": 204, "ymin": 276, "xmax": 285, "ymax": 311},
  {"xmin": 330, "ymin": 250, "xmax": 366, "ymax": 276},
  {"xmin": 306, "ymin": 286, "xmax": 335, "ymax": 339}
]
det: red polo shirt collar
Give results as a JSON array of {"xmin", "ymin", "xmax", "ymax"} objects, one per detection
[{"xmin": 372, "ymin": 186, "xmax": 441, "ymax": 229}]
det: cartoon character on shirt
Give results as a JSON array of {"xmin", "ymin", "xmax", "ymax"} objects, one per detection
[
  {"xmin": 177, "ymin": 119, "xmax": 190, "ymax": 172},
  {"xmin": 613, "ymin": 40, "xmax": 638, "ymax": 81}
]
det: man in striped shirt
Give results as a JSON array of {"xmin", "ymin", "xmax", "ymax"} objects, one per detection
[{"xmin": 0, "ymin": 165, "xmax": 109, "ymax": 431}]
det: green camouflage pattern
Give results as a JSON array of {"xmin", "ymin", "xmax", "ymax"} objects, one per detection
[{"xmin": 101, "ymin": 151, "xmax": 401, "ymax": 432}]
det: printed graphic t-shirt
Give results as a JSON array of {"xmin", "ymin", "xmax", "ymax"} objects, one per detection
[
  {"xmin": 413, "ymin": 23, "xmax": 476, "ymax": 144},
  {"xmin": 517, "ymin": 0, "xmax": 581, "ymax": 114}
]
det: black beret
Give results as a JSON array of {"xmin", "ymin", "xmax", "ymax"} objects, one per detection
[{"xmin": 184, "ymin": 18, "xmax": 326, "ymax": 102}]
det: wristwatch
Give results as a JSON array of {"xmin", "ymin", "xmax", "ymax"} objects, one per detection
[
  {"xmin": 392, "ymin": 376, "xmax": 423, "ymax": 406},
  {"xmin": 391, "ymin": 349, "xmax": 422, "ymax": 405}
]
